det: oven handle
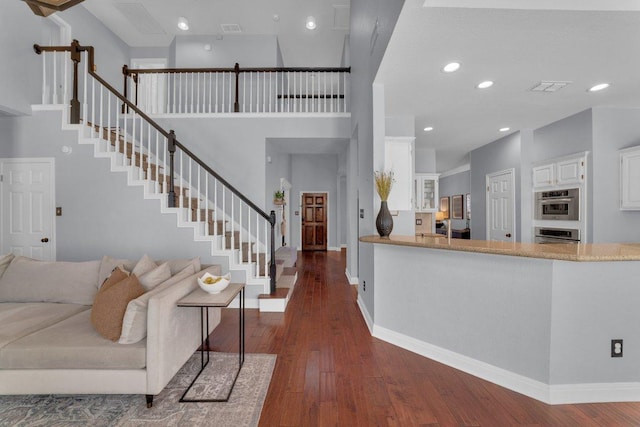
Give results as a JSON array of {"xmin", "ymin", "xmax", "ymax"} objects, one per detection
[{"xmin": 539, "ymin": 198, "xmax": 573, "ymax": 204}]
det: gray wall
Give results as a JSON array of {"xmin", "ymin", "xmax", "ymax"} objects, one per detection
[
  {"xmin": 350, "ymin": 0, "xmax": 405, "ymax": 318},
  {"xmin": 265, "ymin": 143, "xmax": 292, "ymax": 248},
  {"xmin": 469, "ymin": 132, "xmax": 522, "ymax": 240},
  {"xmin": 174, "ymin": 35, "xmax": 279, "ymax": 68},
  {"xmin": 291, "ymin": 154, "xmax": 339, "ymax": 250},
  {"xmin": 0, "ymin": 111, "xmax": 227, "ymax": 264},
  {"xmin": 155, "ymin": 117, "xmax": 350, "ymax": 208},
  {"xmin": 591, "ymin": 107, "xmax": 640, "ymax": 243},
  {"xmin": 439, "ymin": 170, "xmax": 471, "ymax": 230},
  {"xmin": 0, "ymin": 3, "xmax": 130, "ymax": 115}
]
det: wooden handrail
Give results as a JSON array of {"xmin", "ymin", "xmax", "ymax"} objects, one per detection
[
  {"xmin": 34, "ymin": 40, "xmax": 278, "ymax": 293},
  {"xmin": 123, "ymin": 66, "xmax": 351, "ymax": 75}
]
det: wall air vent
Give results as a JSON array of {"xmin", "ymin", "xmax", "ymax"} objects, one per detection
[
  {"xmin": 221, "ymin": 24, "xmax": 242, "ymax": 33},
  {"xmin": 114, "ymin": 3, "xmax": 165, "ymax": 35},
  {"xmin": 530, "ymin": 81, "xmax": 572, "ymax": 92}
]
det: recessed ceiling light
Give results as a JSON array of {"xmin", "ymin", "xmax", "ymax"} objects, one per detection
[
  {"xmin": 203, "ymin": 44, "xmax": 212, "ymax": 51},
  {"xmin": 477, "ymin": 80, "xmax": 494, "ymax": 89},
  {"xmin": 588, "ymin": 83, "xmax": 610, "ymax": 92},
  {"xmin": 305, "ymin": 16, "xmax": 317, "ymax": 30},
  {"xmin": 443, "ymin": 62, "xmax": 461, "ymax": 73},
  {"xmin": 499, "ymin": 127, "xmax": 510, "ymax": 132},
  {"xmin": 423, "ymin": 126, "xmax": 434, "ymax": 132},
  {"xmin": 177, "ymin": 17, "xmax": 189, "ymax": 31}
]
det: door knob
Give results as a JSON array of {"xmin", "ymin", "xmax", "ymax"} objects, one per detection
[
  {"xmin": 506, "ymin": 233, "xmax": 511, "ymax": 238},
  {"xmin": 41, "ymin": 237, "xmax": 49, "ymax": 243}
]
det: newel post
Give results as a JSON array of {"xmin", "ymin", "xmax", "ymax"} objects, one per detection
[
  {"xmin": 234, "ymin": 63, "xmax": 240, "ymax": 113},
  {"xmin": 269, "ymin": 210, "xmax": 277, "ymax": 294},
  {"xmin": 122, "ymin": 65, "xmax": 128, "ymax": 114},
  {"xmin": 167, "ymin": 130, "xmax": 176, "ymax": 208},
  {"xmin": 69, "ymin": 39, "xmax": 82, "ymax": 124}
]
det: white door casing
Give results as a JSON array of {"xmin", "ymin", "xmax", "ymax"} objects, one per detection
[
  {"xmin": 486, "ymin": 168, "xmax": 516, "ymax": 242},
  {"xmin": 0, "ymin": 158, "xmax": 56, "ymax": 260}
]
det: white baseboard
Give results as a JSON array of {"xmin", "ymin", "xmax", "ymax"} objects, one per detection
[
  {"xmin": 328, "ymin": 246, "xmax": 342, "ymax": 252},
  {"xmin": 344, "ymin": 269, "xmax": 358, "ymax": 285},
  {"xmin": 371, "ymin": 325, "xmax": 640, "ymax": 405},
  {"xmin": 356, "ymin": 295, "xmax": 373, "ymax": 334}
]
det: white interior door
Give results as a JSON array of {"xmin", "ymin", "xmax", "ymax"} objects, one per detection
[
  {"xmin": 486, "ymin": 169, "xmax": 515, "ymax": 242},
  {"xmin": 1, "ymin": 159, "xmax": 56, "ymax": 260},
  {"xmin": 131, "ymin": 58, "xmax": 168, "ymax": 114}
]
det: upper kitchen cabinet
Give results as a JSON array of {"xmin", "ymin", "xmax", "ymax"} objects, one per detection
[
  {"xmin": 414, "ymin": 173, "xmax": 439, "ymax": 212},
  {"xmin": 533, "ymin": 152, "xmax": 588, "ymax": 188},
  {"xmin": 620, "ymin": 145, "xmax": 640, "ymax": 210},
  {"xmin": 384, "ymin": 137, "xmax": 414, "ymax": 211}
]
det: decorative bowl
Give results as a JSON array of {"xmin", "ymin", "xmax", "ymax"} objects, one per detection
[{"xmin": 197, "ymin": 272, "xmax": 231, "ymax": 294}]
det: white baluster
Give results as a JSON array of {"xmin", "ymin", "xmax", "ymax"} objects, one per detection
[
  {"xmin": 163, "ymin": 136, "xmax": 167, "ymax": 194},
  {"xmin": 52, "ymin": 52, "xmax": 58, "ymax": 105},
  {"xmin": 222, "ymin": 186, "xmax": 226, "ymax": 244},
  {"xmin": 264, "ymin": 219, "xmax": 268, "ymax": 277},
  {"xmin": 208, "ymin": 73, "xmax": 212, "ymax": 113},
  {"xmin": 91, "ymin": 76, "xmax": 95, "ymax": 133},
  {"xmin": 99, "ymin": 86, "xmax": 103, "ymax": 133},
  {"xmin": 214, "ymin": 178, "xmax": 218, "ymax": 236},
  {"xmin": 306, "ymin": 71, "xmax": 309, "ymax": 113},
  {"xmin": 248, "ymin": 210, "xmax": 252, "ymax": 265},
  {"xmin": 63, "ymin": 52, "xmax": 69, "ymax": 106},
  {"xmin": 221, "ymin": 72, "xmax": 225, "ymax": 113},
  {"xmin": 122, "ymin": 104, "xmax": 127, "ymax": 167},
  {"xmin": 132, "ymin": 111, "xmax": 137, "ymax": 169},
  {"xmin": 255, "ymin": 213, "xmax": 259, "ymax": 274},
  {"xmin": 154, "ymin": 131, "xmax": 159, "ymax": 193},
  {"xmin": 239, "ymin": 201, "xmax": 243, "ymax": 260},
  {"xmin": 179, "ymin": 150, "xmax": 184, "ymax": 209},
  {"xmin": 196, "ymin": 164, "xmax": 201, "ymax": 223},
  {"xmin": 250, "ymin": 72, "xmax": 253, "ymax": 113},
  {"xmin": 82, "ymin": 52, "xmax": 88, "ymax": 127},
  {"xmin": 107, "ymin": 92, "xmax": 111, "ymax": 150},
  {"xmin": 188, "ymin": 157, "xmax": 193, "ymax": 219},
  {"xmin": 41, "ymin": 52, "xmax": 46, "ymax": 104},
  {"xmin": 231, "ymin": 194, "xmax": 235, "ymax": 251},
  {"xmin": 269, "ymin": 72, "xmax": 272, "ymax": 113},
  {"xmin": 215, "ymin": 73, "xmax": 219, "ymax": 113},
  {"xmin": 205, "ymin": 175, "xmax": 209, "ymax": 234}
]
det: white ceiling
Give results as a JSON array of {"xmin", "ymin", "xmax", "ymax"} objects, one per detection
[
  {"xmin": 377, "ymin": 0, "xmax": 640, "ymax": 173},
  {"xmin": 81, "ymin": 0, "xmax": 349, "ymax": 67}
]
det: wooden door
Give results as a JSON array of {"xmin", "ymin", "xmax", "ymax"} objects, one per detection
[
  {"xmin": 1, "ymin": 159, "xmax": 55, "ymax": 260},
  {"xmin": 302, "ymin": 193, "xmax": 327, "ymax": 251}
]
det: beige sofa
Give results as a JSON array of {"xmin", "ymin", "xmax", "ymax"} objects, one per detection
[{"xmin": 0, "ymin": 254, "xmax": 221, "ymax": 407}]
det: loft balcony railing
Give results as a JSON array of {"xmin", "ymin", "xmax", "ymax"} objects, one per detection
[
  {"xmin": 122, "ymin": 64, "xmax": 351, "ymax": 115},
  {"xmin": 34, "ymin": 40, "xmax": 277, "ymax": 293}
]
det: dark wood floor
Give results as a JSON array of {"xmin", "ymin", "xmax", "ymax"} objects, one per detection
[{"xmin": 210, "ymin": 250, "xmax": 640, "ymax": 426}]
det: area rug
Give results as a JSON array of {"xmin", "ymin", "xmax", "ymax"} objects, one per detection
[{"xmin": 0, "ymin": 353, "xmax": 276, "ymax": 427}]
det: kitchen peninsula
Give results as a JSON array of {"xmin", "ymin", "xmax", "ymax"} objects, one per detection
[{"xmin": 359, "ymin": 235, "xmax": 640, "ymax": 405}]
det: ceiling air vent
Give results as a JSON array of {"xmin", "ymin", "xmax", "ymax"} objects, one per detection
[
  {"xmin": 529, "ymin": 81, "xmax": 572, "ymax": 92},
  {"xmin": 114, "ymin": 3, "xmax": 165, "ymax": 35},
  {"xmin": 221, "ymin": 24, "xmax": 242, "ymax": 33}
]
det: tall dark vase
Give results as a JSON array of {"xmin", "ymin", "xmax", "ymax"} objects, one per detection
[{"xmin": 376, "ymin": 201, "xmax": 393, "ymax": 238}]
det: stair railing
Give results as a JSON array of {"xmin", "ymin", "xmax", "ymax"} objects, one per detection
[
  {"xmin": 122, "ymin": 64, "xmax": 351, "ymax": 114},
  {"xmin": 34, "ymin": 40, "xmax": 277, "ymax": 293}
]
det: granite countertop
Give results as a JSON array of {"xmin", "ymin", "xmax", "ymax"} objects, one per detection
[{"xmin": 360, "ymin": 235, "xmax": 640, "ymax": 262}]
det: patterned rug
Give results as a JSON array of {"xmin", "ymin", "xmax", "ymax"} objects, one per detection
[{"xmin": 0, "ymin": 353, "xmax": 276, "ymax": 427}]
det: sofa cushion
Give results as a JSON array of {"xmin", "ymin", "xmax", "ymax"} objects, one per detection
[
  {"xmin": 0, "ymin": 310, "xmax": 146, "ymax": 369},
  {"xmin": 160, "ymin": 258, "xmax": 201, "ymax": 276},
  {"xmin": 138, "ymin": 262, "xmax": 171, "ymax": 292},
  {"xmin": 119, "ymin": 263, "xmax": 197, "ymax": 345},
  {"xmin": 0, "ymin": 303, "xmax": 89, "ymax": 350},
  {"xmin": 0, "ymin": 257, "xmax": 101, "ymax": 305},
  {"xmin": 91, "ymin": 271, "xmax": 145, "ymax": 341},
  {"xmin": 0, "ymin": 254, "xmax": 14, "ymax": 279}
]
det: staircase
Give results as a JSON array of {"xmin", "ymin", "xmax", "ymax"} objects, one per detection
[{"xmin": 34, "ymin": 40, "xmax": 296, "ymax": 311}]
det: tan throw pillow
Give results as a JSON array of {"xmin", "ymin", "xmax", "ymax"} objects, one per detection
[
  {"xmin": 131, "ymin": 254, "xmax": 157, "ymax": 277},
  {"xmin": 138, "ymin": 262, "xmax": 171, "ymax": 292},
  {"xmin": 91, "ymin": 271, "xmax": 145, "ymax": 342},
  {"xmin": 0, "ymin": 253, "xmax": 14, "ymax": 279},
  {"xmin": 119, "ymin": 264, "xmax": 197, "ymax": 344}
]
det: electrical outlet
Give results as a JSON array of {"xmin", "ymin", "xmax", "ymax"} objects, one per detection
[
  {"xmin": 363, "ymin": 280, "xmax": 366, "ymax": 291},
  {"xmin": 611, "ymin": 339, "xmax": 623, "ymax": 357}
]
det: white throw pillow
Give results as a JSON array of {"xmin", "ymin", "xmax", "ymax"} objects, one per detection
[
  {"xmin": 161, "ymin": 257, "xmax": 201, "ymax": 276},
  {"xmin": 98, "ymin": 256, "xmax": 132, "ymax": 288},
  {"xmin": 118, "ymin": 263, "xmax": 196, "ymax": 344},
  {"xmin": 131, "ymin": 254, "xmax": 157, "ymax": 278},
  {"xmin": 138, "ymin": 262, "xmax": 171, "ymax": 292},
  {"xmin": 0, "ymin": 253, "xmax": 14, "ymax": 279}
]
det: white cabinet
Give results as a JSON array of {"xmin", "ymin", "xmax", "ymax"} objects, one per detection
[
  {"xmin": 620, "ymin": 145, "xmax": 640, "ymax": 210},
  {"xmin": 533, "ymin": 153, "xmax": 587, "ymax": 188},
  {"xmin": 384, "ymin": 137, "xmax": 414, "ymax": 211},
  {"xmin": 414, "ymin": 174, "xmax": 439, "ymax": 212}
]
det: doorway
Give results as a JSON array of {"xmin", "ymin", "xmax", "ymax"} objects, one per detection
[
  {"xmin": 486, "ymin": 168, "xmax": 516, "ymax": 242},
  {"xmin": 301, "ymin": 192, "xmax": 327, "ymax": 251},
  {"xmin": 0, "ymin": 158, "xmax": 56, "ymax": 260},
  {"xmin": 130, "ymin": 58, "xmax": 168, "ymax": 114}
]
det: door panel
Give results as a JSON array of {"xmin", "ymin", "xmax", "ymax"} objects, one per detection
[
  {"xmin": 1, "ymin": 160, "xmax": 55, "ymax": 260},
  {"xmin": 302, "ymin": 193, "xmax": 327, "ymax": 251},
  {"xmin": 487, "ymin": 170, "xmax": 515, "ymax": 242}
]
